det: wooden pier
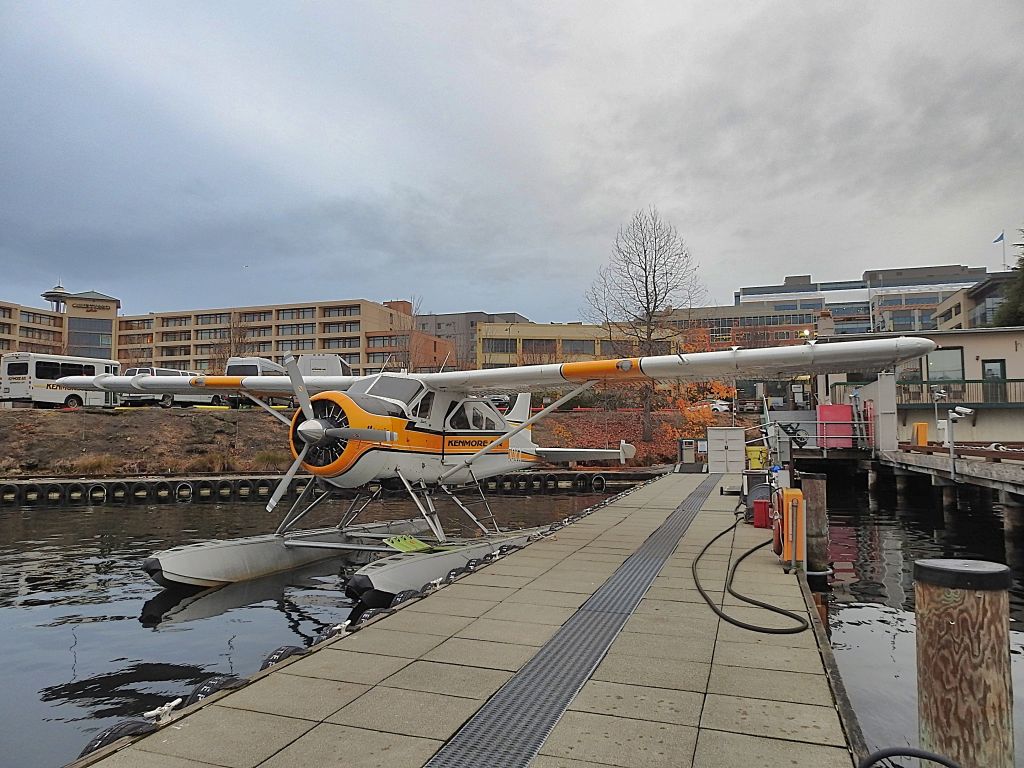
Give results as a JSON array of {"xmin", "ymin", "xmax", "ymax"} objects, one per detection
[{"xmin": 72, "ymin": 473, "xmax": 859, "ymax": 768}]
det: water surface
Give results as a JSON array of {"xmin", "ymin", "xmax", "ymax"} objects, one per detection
[{"xmin": 0, "ymin": 493, "xmax": 604, "ymax": 768}]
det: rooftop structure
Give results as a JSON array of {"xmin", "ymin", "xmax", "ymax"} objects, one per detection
[{"xmin": 416, "ymin": 311, "xmax": 530, "ymax": 368}]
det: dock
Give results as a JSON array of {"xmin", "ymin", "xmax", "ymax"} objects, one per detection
[{"xmin": 73, "ymin": 473, "xmax": 859, "ymax": 768}]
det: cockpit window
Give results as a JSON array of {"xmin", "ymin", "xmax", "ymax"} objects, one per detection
[
  {"xmin": 368, "ymin": 376, "xmax": 423, "ymax": 404},
  {"xmin": 446, "ymin": 400, "xmax": 503, "ymax": 432},
  {"xmin": 412, "ymin": 391, "xmax": 434, "ymax": 420}
]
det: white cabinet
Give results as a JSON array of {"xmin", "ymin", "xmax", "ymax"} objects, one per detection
[{"xmin": 707, "ymin": 427, "xmax": 746, "ymax": 473}]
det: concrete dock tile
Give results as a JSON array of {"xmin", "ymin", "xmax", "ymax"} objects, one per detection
[
  {"xmin": 634, "ymin": 598, "xmax": 719, "ymax": 620},
  {"xmin": 593, "ymin": 652, "xmax": 710, "ymax": 692},
  {"xmin": 335, "ymin": 627, "xmax": 444, "ymax": 658},
  {"xmin": 714, "ymin": 617, "xmax": 817, "ymax": 647},
  {"xmin": 137, "ymin": 705, "xmax": 314, "ymax": 768},
  {"xmin": 485, "ymin": 564, "xmax": 553, "ymax": 577},
  {"xmin": 722, "ymin": 593, "xmax": 807, "ymax": 611},
  {"xmin": 423, "ymin": 636, "xmax": 536, "ymax": 671},
  {"xmin": 327, "ymin": 686, "xmax": 481, "ymax": 739},
  {"xmin": 531, "ymin": 756, "xmax": 623, "ymax": 768},
  {"xmin": 482, "ymin": 601, "xmax": 577, "ymax": 626},
  {"xmin": 713, "ymin": 640, "xmax": 824, "ymax": 674},
  {"xmin": 540, "ymin": 710, "xmax": 697, "ymax": 768},
  {"xmin": 564, "ymin": 552, "xmax": 628, "ymax": 564},
  {"xmin": 458, "ymin": 572, "xmax": 537, "ymax": 588},
  {"xmin": 528, "ymin": 578, "xmax": 606, "ymax": 594},
  {"xmin": 692, "ymin": 729, "xmax": 854, "ymax": 768},
  {"xmin": 609, "ymin": 631, "xmax": 714, "ymax": 664},
  {"xmin": 216, "ymin": 673, "xmax": 369, "ymax": 721},
  {"xmin": 568, "ymin": 680, "xmax": 704, "ymax": 726},
  {"xmin": 380, "ymin": 660, "xmax": 512, "ymax": 699},
  {"xmin": 506, "ymin": 589, "xmax": 591, "ymax": 608},
  {"xmin": 456, "ymin": 616, "xmax": 559, "ymax": 646},
  {"xmin": 438, "ymin": 583, "xmax": 519, "ymax": 601},
  {"xmin": 368, "ymin": 608, "xmax": 475, "ymax": 637},
  {"xmin": 403, "ymin": 595, "xmax": 499, "ymax": 617},
  {"xmin": 700, "ymin": 693, "xmax": 846, "ymax": 746},
  {"xmin": 708, "ymin": 665, "xmax": 835, "ymax": 706},
  {"xmin": 283, "ymin": 649, "xmax": 411, "ymax": 685},
  {"xmin": 645, "ymin": 586, "xmax": 719, "ymax": 604},
  {"xmin": 96, "ymin": 750, "xmax": 222, "ymax": 768},
  {"xmin": 258, "ymin": 722, "xmax": 441, "ymax": 768},
  {"xmin": 725, "ymin": 580, "xmax": 803, "ymax": 597},
  {"xmin": 622, "ymin": 612, "xmax": 717, "ymax": 639}
]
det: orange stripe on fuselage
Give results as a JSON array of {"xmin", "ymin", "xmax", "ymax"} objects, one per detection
[{"xmin": 561, "ymin": 358, "xmax": 645, "ymax": 381}]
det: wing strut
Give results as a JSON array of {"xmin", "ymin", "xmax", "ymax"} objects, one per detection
[{"xmin": 438, "ymin": 380, "xmax": 597, "ymax": 482}]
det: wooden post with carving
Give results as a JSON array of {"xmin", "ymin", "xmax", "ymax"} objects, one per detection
[
  {"xmin": 914, "ymin": 559, "xmax": 1013, "ymax": 767},
  {"xmin": 801, "ymin": 472, "xmax": 828, "ymax": 573}
]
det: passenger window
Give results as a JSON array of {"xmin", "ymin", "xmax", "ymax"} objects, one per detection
[
  {"xmin": 449, "ymin": 405, "xmax": 470, "ymax": 430},
  {"xmin": 471, "ymin": 408, "xmax": 484, "ymax": 430},
  {"xmin": 35, "ymin": 361, "xmax": 60, "ymax": 380},
  {"xmin": 7, "ymin": 363, "xmax": 28, "ymax": 376},
  {"xmin": 413, "ymin": 391, "xmax": 434, "ymax": 420},
  {"xmin": 125, "ymin": 368, "xmax": 138, "ymax": 376},
  {"xmin": 83, "ymin": 365, "xmax": 95, "ymax": 375}
]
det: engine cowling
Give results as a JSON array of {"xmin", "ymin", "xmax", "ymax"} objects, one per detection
[{"xmin": 288, "ymin": 392, "xmax": 399, "ymax": 478}]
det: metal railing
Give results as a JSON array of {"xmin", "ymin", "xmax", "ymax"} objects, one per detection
[{"xmin": 832, "ymin": 379, "xmax": 1024, "ymax": 409}]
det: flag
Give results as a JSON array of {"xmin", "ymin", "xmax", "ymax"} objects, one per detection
[{"xmin": 993, "ymin": 231, "xmax": 1005, "ymax": 243}]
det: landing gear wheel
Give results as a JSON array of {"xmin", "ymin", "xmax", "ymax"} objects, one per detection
[{"xmin": 64, "ymin": 394, "xmax": 84, "ymax": 409}]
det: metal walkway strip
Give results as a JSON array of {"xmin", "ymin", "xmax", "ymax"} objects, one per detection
[{"xmin": 425, "ymin": 474, "xmax": 723, "ymax": 768}]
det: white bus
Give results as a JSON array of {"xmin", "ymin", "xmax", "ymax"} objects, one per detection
[{"xmin": 0, "ymin": 352, "xmax": 120, "ymax": 408}]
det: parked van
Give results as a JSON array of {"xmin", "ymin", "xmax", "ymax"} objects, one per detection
[{"xmin": 224, "ymin": 357, "xmax": 288, "ymax": 407}]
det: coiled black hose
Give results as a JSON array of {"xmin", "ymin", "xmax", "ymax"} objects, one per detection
[{"xmin": 691, "ymin": 510, "xmax": 808, "ymax": 634}]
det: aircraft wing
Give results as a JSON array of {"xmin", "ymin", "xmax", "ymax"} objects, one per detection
[
  {"xmin": 58, "ymin": 337, "xmax": 935, "ymax": 396},
  {"xmin": 416, "ymin": 336, "xmax": 936, "ymax": 391},
  {"xmin": 56, "ymin": 373, "xmax": 360, "ymax": 396}
]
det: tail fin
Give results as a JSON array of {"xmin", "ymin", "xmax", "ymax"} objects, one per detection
[{"xmin": 506, "ymin": 392, "xmax": 531, "ymax": 423}]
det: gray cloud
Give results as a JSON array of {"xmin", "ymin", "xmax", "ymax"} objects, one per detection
[{"xmin": 1, "ymin": 1, "xmax": 1021, "ymax": 320}]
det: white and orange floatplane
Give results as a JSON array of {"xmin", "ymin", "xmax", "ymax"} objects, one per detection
[{"xmin": 60, "ymin": 336, "xmax": 933, "ymax": 607}]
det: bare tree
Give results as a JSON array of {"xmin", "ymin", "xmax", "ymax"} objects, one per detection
[
  {"xmin": 585, "ymin": 206, "xmax": 705, "ymax": 440},
  {"xmin": 209, "ymin": 313, "xmax": 257, "ymax": 373}
]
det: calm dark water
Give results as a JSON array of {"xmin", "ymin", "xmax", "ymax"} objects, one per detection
[
  {"xmin": 827, "ymin": 483, "xmax": 1024, "ymax": 763},
  {"xmin": 0, "ymin": 493, "xmax": 605, "ymax": 768}
]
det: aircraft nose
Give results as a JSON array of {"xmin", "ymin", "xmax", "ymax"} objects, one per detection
[{"xmin": 297, "ymin": 419, "xmax": 327, "ymax": 445}]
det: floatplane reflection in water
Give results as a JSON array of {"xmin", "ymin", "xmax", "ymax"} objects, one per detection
[{"xmin": 62, "ymin": 337, "xmax": 934, "ymax": 613}]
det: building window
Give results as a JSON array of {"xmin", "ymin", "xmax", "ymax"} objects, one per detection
[
  {"xmin": 196, "ymin": 328, "xmax": 229, "ymax": 340},
  {"xmin": 323, "ymin": 322, "xmax": 360, "ymax": 334},
  {"xmin": 240, "ymin": 311, "xmax": 272, "ymax": 323},
  {"xmin": 773, "ymin": 303, "xmax": 798, "ymax": 311},
  {"xmin": 482, "ymin": 338, "xmax": 517, "ymax": 354},
  {"xmin": 324, "ymin": 336, "xmax": 360, "ymax": 349},
  {"xmin": 366, "ymin": 352, "xmax": 390, "ymax": 364},
  {"xmin": 323, "ymin": 305, "xmax": 360, "ymax": 317},
  {"xmin": 522, "ymin": 339, "xmax": 556, "ymax": 356},
  {"xmin": 367, "ymin": 335, "xmax": 408, "ymax": 348},
  {"xmin": 119, "ymin": 333, "xmax": 153, "ymax": 345},
  {"xmin": 561, "ymin": 339, "xmax": 596, "ymax": 356},
  {"xmin": 0, "ymin": 307, "xmax": 12, "ymax": 319},
  {"xmin": 196, "ymin": 313, "xmax": 230, "ymax": 325},
  {"xmin": 248, "ymin": 326, "xmax": 272, "ymax": 337},
  {"xmin": 161, "ymin": 331, "xmax": 191, "ymax": 342},
  {"xmin": 19, "ymin": 327, "xmax": 60, "ymax": 342},
  {"xmin": 193, "ymin": 359, "xmax": 211, "ymax": 371},
  {"xmin": 339, "ymin": 353, "xmax": 360, "ymax": 365},
  {"xmin": 278, "ymin": 308, "xmax": 315, "ymax": 320},
  {"xmin": 159, "ymin": 345, "xmax": 191, "ymax": 357},
  {"xmin": 277, "ymin": 323, "xmax": 315, "ymax": 336},
  {"xmin": 926, "ymin": 348, "xmax": 964, "ymax": 380},
  {"xmin": 119, "ymin": 319, "xmax": 153, "ymax": 330},
  {"xmin": 20, "ymin": 311, "xmax": 61, "ymax": 327},
  {"xmin": 255, "ymin": 341, "xmax": 273, "ymax": 354},
  {"xmin": 162, "ymin": 316, "xmax": 191, "ymax": 327},
  {"xmin": 277, "ymin": 339, "xmax": 314, "ymax": 352}
]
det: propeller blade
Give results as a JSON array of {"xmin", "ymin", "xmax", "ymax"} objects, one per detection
[
  {"xmin": 323, "ymin": 427, "xmax": 396, "ymax": 442},
  {"xmin": 284, "ymin": 354, "xmax": 315, "ymax": 422},
  {"xmin": 266, "ymin": 444, "xmax": 309, "ymax": 514}
]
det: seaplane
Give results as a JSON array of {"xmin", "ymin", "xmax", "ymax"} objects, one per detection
[{"xmin": 60, "ymin": 336, "xmax": 934, "ymax": 613}]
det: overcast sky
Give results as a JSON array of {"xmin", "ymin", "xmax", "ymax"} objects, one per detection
[{"xmin": 1, "ymin": 2, "xmax": 1021, "ymax": 320}]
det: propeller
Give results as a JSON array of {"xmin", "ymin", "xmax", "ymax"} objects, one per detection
[
  {"xmin": 284, "ymin": 355, "xmax": 314, "ymax": 422},
  {"xmin": 267, "ymin": 443, "xmax": 309, "ymax": 514}
]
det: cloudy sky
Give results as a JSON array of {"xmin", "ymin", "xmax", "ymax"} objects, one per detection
[{"xmin": 1, "ymin": 1, "xmax": 1021, "ymax": 320}]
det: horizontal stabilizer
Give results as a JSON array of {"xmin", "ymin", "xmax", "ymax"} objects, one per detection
[{"xmin": 536, "ymin": 440, "xmax": 636, "ymax": 465}]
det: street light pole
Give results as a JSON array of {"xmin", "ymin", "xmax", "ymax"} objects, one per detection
[{"xmin": 931, "ymin": 386, "xmax": 946, "ymax": 444}]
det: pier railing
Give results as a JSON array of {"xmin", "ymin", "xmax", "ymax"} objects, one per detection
[{"xmin": 832, "ymin": 379, "xmax": 1024, "ymax": 409}]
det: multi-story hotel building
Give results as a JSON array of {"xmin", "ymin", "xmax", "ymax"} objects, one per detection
[{"xmin": 1, "ymin": 287, "xmax": 454, "ymax": 376}]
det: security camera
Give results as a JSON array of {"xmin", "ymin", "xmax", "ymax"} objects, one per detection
[{"xmin": 953, "ymin": 406, "xmax": 974, "ymax": 416}]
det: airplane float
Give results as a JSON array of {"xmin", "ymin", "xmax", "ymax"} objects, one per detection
[{"xmin": 60, "ymin": 336, "xmax": 934, "ymax": 612}]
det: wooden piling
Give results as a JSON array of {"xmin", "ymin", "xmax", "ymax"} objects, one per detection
[
  {"xmin": 914, "ymin": 559, "xmax": 1013, "ymax": 767},
  {"xmin": 801, "ymin": 472, "xmax": 828, "ymax": 574}
]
